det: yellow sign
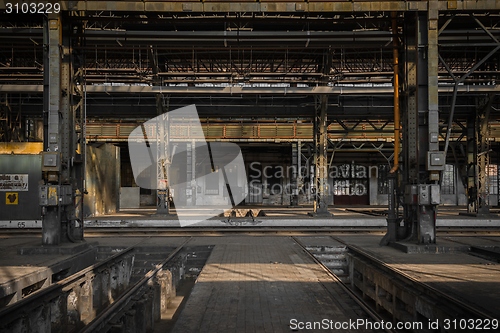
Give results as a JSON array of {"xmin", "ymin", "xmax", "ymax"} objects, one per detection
[{"xmin": 6, "ymin": 192, "xmax": 18, "ymax": 205}]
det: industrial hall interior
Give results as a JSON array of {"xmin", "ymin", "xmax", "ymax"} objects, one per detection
[{"xmin": 0, "ymin": 1, "xmax": 500, "ymax": 333}]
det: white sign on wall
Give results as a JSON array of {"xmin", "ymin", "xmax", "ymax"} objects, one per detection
[{"xmin": 0, "ymin": 174, "xmax": 29, "ymax": 191}]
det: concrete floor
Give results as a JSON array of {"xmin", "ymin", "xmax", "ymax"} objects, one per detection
[{"xmin": 1, "ymin": 232, "xmax": 499, "ymax": 331}]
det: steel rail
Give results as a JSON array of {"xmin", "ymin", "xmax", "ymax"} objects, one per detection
[
  {"xmin": 1, "ymin": 228, "xmax": 500, "ymax": 237},
  {"xmin": 79, "ymin": 237, "xmax": 191, "ymax": 333},
  {"xmin": 442, "ymin": 236, "xmax": 500, "ymax": 263},
  {"xmin": 291, "ymin": 236, "xmax": 397, "ymax": 333},
  {"xmin": 330, "ymin": 236, "xmax": 497, "ymax": 321},
  {"xmin": 468, "ymin": 246, "xmax": 500, "ymax": 263}
]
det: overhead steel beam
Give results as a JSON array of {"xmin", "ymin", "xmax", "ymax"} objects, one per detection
[
  {"xmin": 2, "ymin": 84, "xmax": 499, "ymax": 95},
  {"xmin": 1, "ymin": 1, "xmax": 497, "ymax": 13}
]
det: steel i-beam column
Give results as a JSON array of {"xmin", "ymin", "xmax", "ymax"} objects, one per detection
[
  {"xmin": 312, "ymin": 95, "xmax": 330, "ymax": 216},
  {"xmin": 156, "ymin": 95, "xmax": 170, "ymax": 214},
  {"xmin": 419, "ymin": 1, "xmax": 442, "ymax": 244},
  {"xmin": 466, "ymin": 116, "xmax": 478, "ymax": 213},
  {"xmin": 41, "ymin": 15, "xmax": 61, "ymax": 245},
  {"xmin": 41, "ymin": 14, "xmax": 83, "ymax": 245},
  {"xmin": 477, "ymin": 96, "xmax": 493, "ymax": 215},
  {"xmin": 466, "ymin": 96, "xmax": 493, "ymax": 215},
  {"xmin": 290, "ymin": 142, "xmax": 299, "ymax": 206},
  {"xmin": 186, "ymin": 141, "xmax": 195, "ymax": 206},
  {"xmin": 401, "ymin": 5, "xmax": 442, "ymax": 244},
  {"xmin": 402, "ymin": 12, "xmax": 419, "ymax": 241}
]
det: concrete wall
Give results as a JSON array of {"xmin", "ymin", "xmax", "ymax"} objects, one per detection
[
  {"xmin": 140, "ymin": 192, "xmax": 156, "ymax": 206},
  {"xmin": 120, "ymin": 187, "xmax": 140, "ymax": 209},
  {"xmin": 84, "ymin": 144, "xmax": 120, "ymax": 217}
]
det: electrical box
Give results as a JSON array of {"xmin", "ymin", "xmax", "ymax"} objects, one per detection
[
  {"xmin": 41, "ymin": 152, "xmax": 60, "ymax": 172},
  {"xmin": 404, "ymin": 185, "xmax": 418, "ymax": 204},
  {"xmin": 39, "ymin": 185, "xmax": 56, "ymax": 206},
  {"xmin": 39, "ymin": 185, "xmax": 72, "ymax": 206},
  {"xmin": 60, "ymin": 185, "xmax": 73, "ymax": 205},
  {"xmin": 429, "ymin": 184, "xmax": 441, "ymax": 205},
  {"xmin": 418, "ymin": 185, "xmax": 430, "ymax": 205},
  {"xmin": 417, "ymin": 184, "xmax": 441, "ymax": 205},
  {"xmin": 426, "ymin": 151, "xmax": 445, "ymax": 171}
]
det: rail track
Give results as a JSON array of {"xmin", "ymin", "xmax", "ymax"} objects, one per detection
[
  {"xmin": 80, "ymin": 239, "xmax": 190, "ymax": 333},
  {"xmin": 1, "ymin": 230, "xmax": 499, "ymax": 332},
  {"xmin": 294, "ymin": 235, "xmax": 498, "ymax": 333},
  {"xmin": 292, "ymin": 236, "xmax": 396, "ymax": 333},
  {"xmin": 0, "ymin": 238, "xmax": 194, "ymax": 333},
  {"xmin": 1, "ymin": 227, "xmax": 500, "ymax": 238}
]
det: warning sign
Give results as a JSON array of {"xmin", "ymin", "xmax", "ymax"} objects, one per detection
[
  {"xmin": 0, "ymin": 174, "xmax": 28, "ymax": 191},
  {"xmin": 5, "ymin": 192, "xmax": 18, "ymax": 205}
]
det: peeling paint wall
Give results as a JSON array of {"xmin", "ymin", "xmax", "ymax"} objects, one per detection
[{"xmin": 84, "ymin": 144, "xmax": 120, "ymax": 217}]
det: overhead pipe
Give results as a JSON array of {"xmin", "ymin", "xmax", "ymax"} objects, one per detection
[{"xmin": 390, "ymin": 12, "xmax": 400, "ymax": 174}]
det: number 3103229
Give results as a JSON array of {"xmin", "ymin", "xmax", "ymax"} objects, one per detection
[{"xmin": 6, "ymin": 2, "xmax": 61, "ymax": 14}]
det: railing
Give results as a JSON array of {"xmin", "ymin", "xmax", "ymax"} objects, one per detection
[{"xmin": 86, "ymin": 122, "xmax": 397, "ymax": 142}]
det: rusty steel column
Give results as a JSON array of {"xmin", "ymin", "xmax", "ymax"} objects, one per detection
[
  {"xmin": 312, "ymin": 95, "xmax": 330, "ymax": 216},
  {"xmin": 41, "ymin": 14, "xmax": 84, "ymax": 244},
  {"xmin": 464, "ymin": 96, "xmax": 493, "ymax": 216},
  {"xmin": 41, "ymin": 15, "xmax": 62, "ymax": 245},
  {"xmin": 397, "ymin": 3, "xmax": 442, "ymax": 246},
  {"xmin": 156, "ymin": 94, "xmax": 170, "ymax": 215}
]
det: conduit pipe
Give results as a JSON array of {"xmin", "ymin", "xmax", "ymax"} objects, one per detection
[
  {"xmin": 390, "ymin": 12, "xmax": 400, "ymax": 174},
  {"xmin": 381, "ymin": 12, "xmax": 400, "ymax": 246}
]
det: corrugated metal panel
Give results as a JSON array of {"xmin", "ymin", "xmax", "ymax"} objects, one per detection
[
  {"xmin": 259, "ymin": 126, "xmax": 277, "ymax": 138},
  {"xmin": 296, "ymin": 124, "xmax": 313, "ymax": 138},
  {"xmin": 118, "ymin": 125, "xmax": 135, "ymax": 137},
  {"xmin": 240, "ymin": 125, "xmax": 255, "ymax": 138},
  {"xmin": 101, "ymin": 125, "xmax": 117, "ymax": 137},
  {"xmin": 276, "ymin": 124, "xmax": 294, "ymax": 137},
  {"xmin": 189, "ymin": 126, "xmax": 205, "ymax": 138},
  {"xmin": 171, "ymin": 125, "xmax": 189, "ymax": 138},
  {"xmin": 225, "ymin": 124, "xmax": 242, "ymax": 138},
  {"xmin": 205, "ymin": 126, "xmax": 224, "ymax": 138},
  {"xmin": 86, "ymin": 124, "xmax": 103, "ymax": 136}
]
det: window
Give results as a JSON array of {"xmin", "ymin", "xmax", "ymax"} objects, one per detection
[
  {"xmin": 140, "ymin": 188, "xmax": 152, "ymax": 195},
  {"xmin": 265, "ymin": 166, "xmax": 281, "ymax": 195},
  {"xmin": 441, "ymin": 164, "xmax": 455, "ymax": 195},
  {"xmin": 333, "ymin": 180, "xmax": 350, "ymax": 196},
  {"xmin": 205, "ymin": 166, "xmax": 219, "ymax": 195},
  {"xmin": 488, "ymin": 165, "xmax": 498, "ymax": 195},
  {"xmin": 378, "ymin": 165, "xmax": 389, "ymax": 195}
]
